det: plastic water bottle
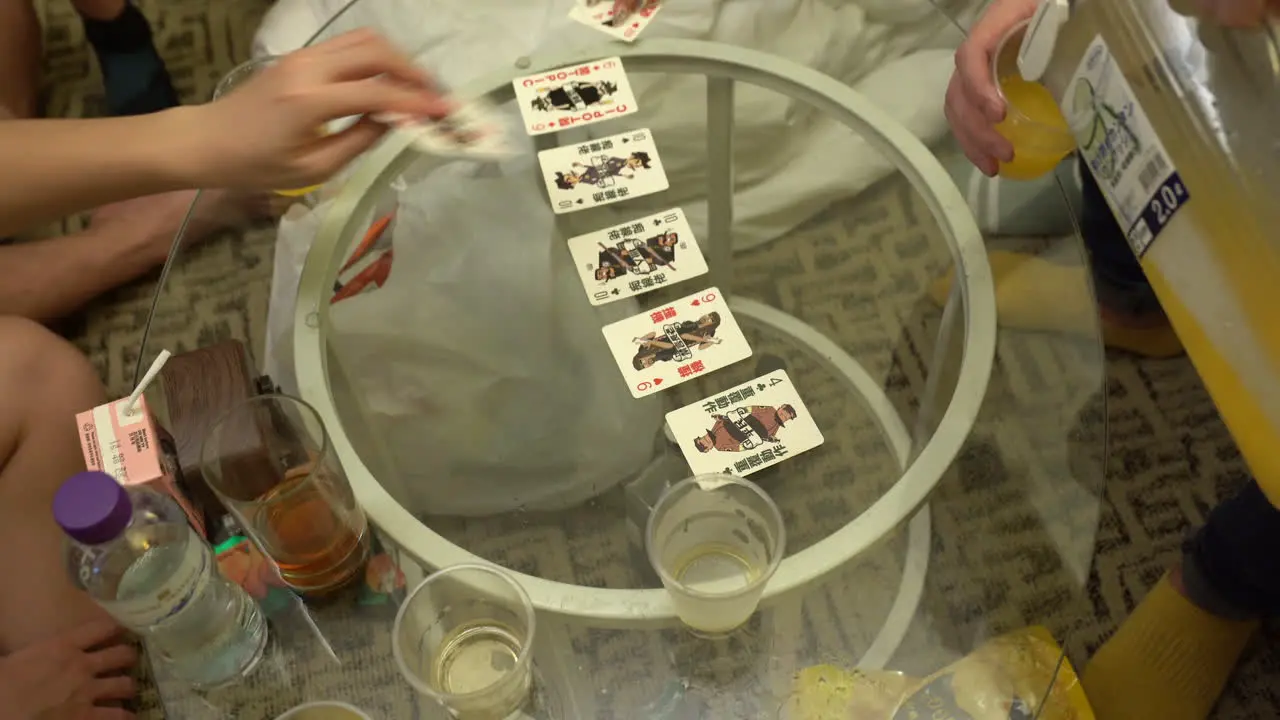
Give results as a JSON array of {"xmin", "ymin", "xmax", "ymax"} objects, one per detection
[{"xmin": 54, "ymin": 471, "xmax": 268, "ymax": 688}]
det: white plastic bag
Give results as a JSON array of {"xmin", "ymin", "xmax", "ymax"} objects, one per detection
[{"xmin": 318, "ymin": 157, "xmax": 665, "ymax": 516}]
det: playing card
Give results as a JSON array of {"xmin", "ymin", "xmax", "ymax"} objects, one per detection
[
  {"xmin": 601, "ymin": 287, "xmax": 751, "ymax": 398},
  {"xmin": 537, "ymin": 128, "xmax": 669, "ymax": 214},
  {"xmin": 569, "ymin": 0, "xmax": 663, "ymax": 42},
  {"xmin": 513, "ymin": 57, "xmax": 639, "ymax": 136},
  {"xmin": 567, "ymin": 207, "xmax": 708, "ymax": 306},
  {"xmin": 664, "ymin": 370, "xmax": 825, "ymax": 478},
  {"xmin": 399, "ymin": 97, "xmax": 515, "ymax": 160}
]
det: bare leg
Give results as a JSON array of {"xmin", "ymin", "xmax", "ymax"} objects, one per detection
[
  {"xmin": 0, "ymin": 0, "xmax": 41, "ymax": 121},
  {"xmin": 0, "ymin": 316, "xmax": 113, "ymax": 654},
  {"xmin": 0, "ymin": 189, "xmax": 275, "ymax": 322}
]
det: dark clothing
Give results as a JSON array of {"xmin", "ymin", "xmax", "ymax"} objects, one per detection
[{"xmin": 1078, "ymin": 156, "xmax": 1164, "ymax": 317}]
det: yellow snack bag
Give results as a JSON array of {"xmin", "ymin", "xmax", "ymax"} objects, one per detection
[
  {"xmin": 787, "ymin": 627, "xmax": 1094, "ymax": 719},
  {"xmin": 788, "ymin": 664, "xmax": 916, "ymax": 718}
]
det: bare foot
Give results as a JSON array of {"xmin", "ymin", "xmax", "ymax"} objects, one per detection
[{"xmin": 89, "ymin": 189, "xmax": 277, "ymax": 267}]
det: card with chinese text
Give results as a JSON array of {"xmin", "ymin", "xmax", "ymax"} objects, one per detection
[
  {"xmin": 665, "ymin": 370, "xmax": 824, "ymax": 477},
  {"xmin": 567, "ymin": 207, "xmax": 708, "ymax": 306},
  {"xmin": 513, "ymin": 57, "xmax": 638, "ymax": 136},
  {"xmin": 569, "ymin": 0, "xmax": 663, "ymax": 43},
  {"xmin": 537, "ymin": 128, "xmax": 668, "ymax": 214},
  {"xmin": 402, "ymin": 97, "xmax": 514, "ymax": 160},
  {"xmin": 600, "ymin": 287, "xmax": 750, "ymax": 398}
]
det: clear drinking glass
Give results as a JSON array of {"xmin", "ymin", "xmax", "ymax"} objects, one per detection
[
  {"xmin": 991, "ymin": 20, "xmax": 1077, "ymax": 180},
  {"xmin": 200, "ymin": 393, "xmax": 371, "ymax": 595},
  {"xmin": 646, "ymin": 474, "xmax": 786, "ymax": 635},
  {"xmin": 393, "ymin": 564, "xmax": 536, "ymax": 719}
]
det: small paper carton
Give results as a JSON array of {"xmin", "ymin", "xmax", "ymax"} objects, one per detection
[{"xmin": 76, "ymin": 395, "xmax": 207, "ymax": 538}]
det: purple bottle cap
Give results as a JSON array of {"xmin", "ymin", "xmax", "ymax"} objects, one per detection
[{"xmin": 53, "ymin": 471, "xmax": 133, "ymax": 545}]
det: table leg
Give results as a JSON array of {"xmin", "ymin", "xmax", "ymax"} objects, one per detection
[{"xmin": 706, "ymin": 76, "xmax": 735, "ymax": 292}]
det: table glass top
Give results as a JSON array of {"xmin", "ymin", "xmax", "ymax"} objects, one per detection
[{"xmin": 137, "ymin": 1, "xmax": 1108, "ymax": 717}]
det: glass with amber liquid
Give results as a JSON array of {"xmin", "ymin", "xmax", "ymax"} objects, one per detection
[{"xmin": 201, "ymin": 394, "xmax": 370, "ymax": 595}]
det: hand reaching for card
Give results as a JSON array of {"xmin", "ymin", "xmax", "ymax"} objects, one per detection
[{"xmin": 192, "ymin": 29, "xmax": 449, "ymax": 190}]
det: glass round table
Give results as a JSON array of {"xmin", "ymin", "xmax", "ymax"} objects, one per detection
[{"xmin": 135, "ymin": 3, "xmax": 1108, "ymax": 718}]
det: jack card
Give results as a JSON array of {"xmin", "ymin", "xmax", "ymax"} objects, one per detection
[
  {"xmin": 537, "ymin": 128, "xmax": 668, "ymax": 214},
  {"xmin": 567, "ymin": 207, "xmax": 708, "ymax": 306},
  {"xmin": 569, "ymin": 1, "xmax": 663, "ymax": 43},
  {"xmin": 513, "ymin": 57, "xmax": 638, "ymax": 136},
  {"xmin": 601, "ymin": 287, "xmax": 751, "ymax": 398},
  {"xmin": 665, "ymin": 370, "xmax": 825, "ymax": 478}
]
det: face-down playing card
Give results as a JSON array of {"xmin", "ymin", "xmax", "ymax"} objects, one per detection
[{"xmin": 600, "ymin": 287, "xmax": 751, "ymax": 398}]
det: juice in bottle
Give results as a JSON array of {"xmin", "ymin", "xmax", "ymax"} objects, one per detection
[{"xmin": 1028, "ymin": 0, "xmax": 1280, "ymax": 500}]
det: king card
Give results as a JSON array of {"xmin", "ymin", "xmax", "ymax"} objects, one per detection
[
  {"xmin": 601, "ymin": 287, "xmax": 751, "ymax": 398},
  {"xmin": 665, "ymin": 370, "xmax": 825, "ymax": 478},
  {"xmin": 567, "ymin": 207, "xmax": 708, "ymax": 306},
  {"xmin": 569, "ymin": 0, "xmax": 663, "ymax": 42},
  {"xmin": 513, "ymin": 57, "xmax": 639, "ymax": 136},
  {"xmin": 537, "ymin": 128, "xmax": 668, "ymax": 214}
]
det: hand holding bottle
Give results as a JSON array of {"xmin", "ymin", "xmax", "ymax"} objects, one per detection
[{"xmin": 945, "ymin": 0, "xmax": 1280, "ymax": 176}]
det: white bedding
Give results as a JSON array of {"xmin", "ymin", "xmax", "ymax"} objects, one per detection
[{"xmin": 256, "ymin": 0, "xmax": 981, "ymax": 248}]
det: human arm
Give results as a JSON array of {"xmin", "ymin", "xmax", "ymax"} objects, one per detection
[
  {"xmin": 945, "ymin": 0, "xmax": 1280, "ymax": 175},
  {"xmin": 0, "ymin": 29, "xmax": 448, "ymax": 236}
]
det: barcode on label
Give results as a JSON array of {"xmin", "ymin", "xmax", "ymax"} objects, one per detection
[{"xmin": 1137, "ymin": 153, "xmax": 1169, "ymax": 190}]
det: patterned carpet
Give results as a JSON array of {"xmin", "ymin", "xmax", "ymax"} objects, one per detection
[{"xmin": 27, "ymin": 0, "xmax": 1280, "ymax": 717}]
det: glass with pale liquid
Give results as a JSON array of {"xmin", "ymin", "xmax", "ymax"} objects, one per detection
[
  {"xmin": 393, "ymin": 564, "xmax": 536, "ymax": 719},
  {"xmin": 992, "ymin": 20, "xmax": 1077, "ymax": 180},
  {"xmin": 201, "ymin": 394, "xmax": 371, "ymax": 595},
  {"xmin": 646, "ymin": 474, "xmax": 785, "ymax": 635}
]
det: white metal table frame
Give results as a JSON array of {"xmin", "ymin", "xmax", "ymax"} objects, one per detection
[{"xmin": 290, "ymin": 40, "xmax": 996, "ymax": 651}]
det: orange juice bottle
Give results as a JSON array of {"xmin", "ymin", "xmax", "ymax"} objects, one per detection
[{"xmin": 1023, "ymin": 0, "xmax": 1280, "ymax": 502}]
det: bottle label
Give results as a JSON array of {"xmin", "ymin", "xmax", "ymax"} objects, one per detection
[
  {"xmin": 1065, "ymin": 35, "xmax": 1191, "ymax": 258},
  {"xmin": 105, "ymin": 537, "xmax": 210, "ymax": 628}
]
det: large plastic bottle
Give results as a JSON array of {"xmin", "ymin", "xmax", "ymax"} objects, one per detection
[
  {"xmin": 54, "ymin": 471, "xmax": 268, "ymax": 688},
  {"xmin": 1019, "ymin": 0, "xmax": 1280, "ymax": 503}
]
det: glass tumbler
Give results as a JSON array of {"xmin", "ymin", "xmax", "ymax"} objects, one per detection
[
  {"xmin": 991, "ymin": 19, "xmax": 1077, "ymax": 180},
  {"xmin": 201, "ymin": 393, "xmax": 370, "ymax": 595},
  {"xmin": 393, "ymin": 564, "xmax": 536, "ymax": 719},
  {"xmin": 646, "ymin": 473, "xmax": 785, "ymax": 635}
]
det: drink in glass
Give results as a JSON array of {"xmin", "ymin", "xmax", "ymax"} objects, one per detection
[
  {"xmin": 201, "ymin": 393, "xmax": 370, "ymax": 595},
  {"xmin": 992, "ymin": 20, "xmax": 1076, "ymax": 180},
  {"xmin": 393, "ymin": 564, "xmax": 536, "ymax": 719},
  {"xmin": 646, "ymin": 474, "xmax": 785, "ymax": 635}
]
